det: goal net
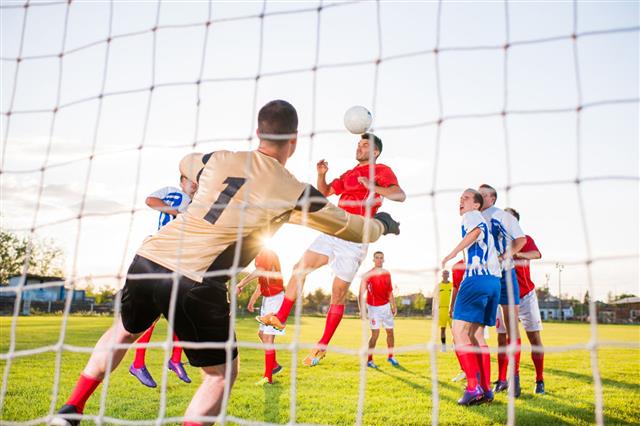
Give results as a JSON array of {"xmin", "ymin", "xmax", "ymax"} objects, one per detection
[{"xmin": 1, "ymin": 1, "xmax": 638, "ymax": 425}]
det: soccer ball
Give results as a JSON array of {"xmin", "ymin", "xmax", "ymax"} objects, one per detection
[{"xmin": 343, "ymin": 105, "xmax": 373, "ymax": 134}]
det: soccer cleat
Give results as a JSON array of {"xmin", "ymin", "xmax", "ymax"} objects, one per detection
[
  {"xmin": 493, "ymin": 379, "xmax": 508, "ymax": 393},
  {"xmin": 129, "ymin": 364, "xmax": 157, "ymax": 388},
  {"xmin": 451, "ymin": 371, "xmax": 466, "ymax": 382},
  {"xmin": 535, "ymin": 380, "xmax": 545, "ymax": 394},
  {"xmin": 168, "ymin": 360, "xmax": 192, "ymax": 383},
  {"xmin": 512, "ymin": 375, "xmax": 522, "ymax": 398},
  {"xmin": 256, "ymin": 313, "xmax": 286, "ymax": 331},
  {"xmin": 387, "ymin": 357, "xmax": 400, "ymax": 367},
  {"xmin": 255, "ymin": 377, "xmax": 271, "ymax": 386},
  {"xmin": 480, "ymin": 389, "xmax": 495, "ymax": 404},
  {"xmin": 457, "ymin": 385, "xmax": 484, "ymax": 406},
  {"xmin": 272, "ymin": 364, "xmax": 283, "ymax": 375},
  {"xmin": 441, "ymin": 343, "xmax": 446, "ymax": 352},
  {"xmin": 303, "ymin": 348, "xmax": 326, "ymax": 367},
  {"xmin": 367, "ymin": 360, "xmax": 378, "ymax": 369},
  {"xmin": 50, "ymin": 404, "xmax": 81, "ymax": 426}
]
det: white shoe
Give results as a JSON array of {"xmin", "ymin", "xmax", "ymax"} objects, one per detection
[{"xmin": 441, "ymin": 343, "xmax": 446, "ymax": 352}]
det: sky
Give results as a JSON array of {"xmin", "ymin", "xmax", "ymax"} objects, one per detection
[{"xmin": 1, "ymin": 0, "xmax": 638, "ymax": 301}]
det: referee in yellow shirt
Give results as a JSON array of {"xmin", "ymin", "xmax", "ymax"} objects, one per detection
[{"xmin": 435, "ymin": 270, "xmax": 453, "ymax": 352}]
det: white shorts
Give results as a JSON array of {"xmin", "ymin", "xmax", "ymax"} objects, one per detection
[
  {"xmin": 367, "ymin": 303, "xmax": 394, "ymax": 330},
  {"xmin": 259, "ymin": 291, "xmax": 286, "ymax": 336},
  {"xmin": 496, "ymin": 290, "xmax": 543, "ymax": 333},
  {"xmin": 308, "ymin": 234, "xmax": 368, "ymax": 282}
]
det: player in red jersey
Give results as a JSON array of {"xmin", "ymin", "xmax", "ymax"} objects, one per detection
[
  {"xmin": 258, "ymin": 133, "xmax": 405, "ymax": 367},
  {"xmin": 237, "ymin": 248, "xmax": 285, "ymax": 385},
  {"xmin": 358, "ymin": 251, "xmax": 399, "ymax": 368},
  {"xmin": 495, "ymin": 208, "xmax": 545, "ymax": 394}
]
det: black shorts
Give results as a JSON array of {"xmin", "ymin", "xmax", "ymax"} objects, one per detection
[{"xmin": 120, "ymin": 255, "xmax": 238, "ymax": 367}]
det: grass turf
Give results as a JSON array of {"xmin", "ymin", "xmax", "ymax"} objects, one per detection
[{"xmin": 1, "ymin": 316, "xmax": 638, "ymax": 425}]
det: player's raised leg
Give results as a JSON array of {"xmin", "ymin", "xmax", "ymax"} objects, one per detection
[{"xmin": 183, "ymin": 358, "xmax": 239, "ymax": 425}]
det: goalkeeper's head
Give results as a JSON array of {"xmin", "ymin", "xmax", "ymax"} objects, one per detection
[{"xmin": 256, "ymin": 99, "xmax": 299, "ymax": 159}]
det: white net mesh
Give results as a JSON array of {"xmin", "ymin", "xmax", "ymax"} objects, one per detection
[{"xmin": 1, "ymin": 0, "xmax": 639, "ymax": 425}]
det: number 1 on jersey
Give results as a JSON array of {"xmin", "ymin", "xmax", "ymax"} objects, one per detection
[{"xmin": 204, "ymin": 177, "xmax": 247, "ymax": 224}]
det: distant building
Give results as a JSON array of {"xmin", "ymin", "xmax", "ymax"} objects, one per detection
[
  {"xmin": 608, "ymin": 297, "xmax": 640, "ymax": 323},
  {"xmin": 537, "ymin": 292, "xmax": 574, "ymax": 320},
  {"xmin": 7, "ymin": 275, "xmax": 85, "ymax": 302}
]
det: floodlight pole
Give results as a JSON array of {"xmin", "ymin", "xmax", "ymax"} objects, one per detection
[{"xmin": 556, "ymin": 263, "xmax": 564, "ymax": 320}]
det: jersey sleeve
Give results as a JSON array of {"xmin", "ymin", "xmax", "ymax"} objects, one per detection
[
  {"xmin": 287, "ymin": 185, "xmax": 385, "ymax": 243},
  {"xmin": 376, "ymin": 165, "xmax": 399, "ymax": 188},
  {"xmin": 462, "ymin": 211, "xmax": 484, "ymax": 237},
  {"xmin": 149, "ymin": 186, "xmax": 170, "ymax": 200},
  {"xmin": 176, "ymin": 192, "xmax": 191, "ymax": 212},
  {"xmin": 522, "ymin": 235, "xmax": 541, "ymax": 255},
  {"xmin": 503, "ymin": 212, "xmax": 525, "ymax": 240}
]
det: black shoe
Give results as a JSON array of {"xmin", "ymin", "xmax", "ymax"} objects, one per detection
[
  {"xmin": 50, "ymin": 404, "xmax": 81, "ymax": 426},
  {"xmin": 374, "ymin": 212, "xmax": 400, "ymax": 235},
  {"xmin": 535, "ymin": 380, "xmax": 545, "ymax": 394}
]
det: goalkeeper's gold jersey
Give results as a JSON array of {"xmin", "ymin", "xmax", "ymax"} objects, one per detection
[
  {"xmin": 438, "ymin": 281, "xmax": 453, "ymax": 310},
  {"xmin": 137, "ymin": 150, "xmax": 385, "ymax": 283}
]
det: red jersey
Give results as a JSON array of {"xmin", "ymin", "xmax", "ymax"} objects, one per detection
[
  {"xmin": 452, "ymin": 260, "xmax": 465, "ymax": 290},
  {"xmin": 330, "ymin": 163, "xmax": 399, "ymax": 217},
  {"xmin": 254, "ymin": 249, "xmax": 284, "ymax": 297},
  {"xmin": 365, "ymin": 269, "xmax": 393, "ymax": 306},
  {"xmin": 515, "ymin": 235, "xmax": 540, "ymax": 298}
]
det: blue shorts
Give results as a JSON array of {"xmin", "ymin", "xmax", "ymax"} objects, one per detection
[
  {"xmin": 452, "ymin": 275, "xmax": 501, "ymax": 327},
  {"xmin": 499, "ymin": 269, "xmax": 521, "ymax": 306}
]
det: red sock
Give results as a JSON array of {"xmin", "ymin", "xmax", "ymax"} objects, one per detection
[
  {"xmin": 476, "ymin": 345, "xmax": 491, "ymax": 391},
  {"xmin": 454, "ymin": 346, "xmax": 465, "ymax": 370},
  {"xmin": 531, "ymin": 351, "xmax": 544, "ymax": 381},
  {"xmin": 497, "ymin": 345, "xmax": 508, "ymax": 381},
  {"xmin": 66, "ymin": 373, "xmax": 101, "ymax": 412},
  {"xmin": 511, "ymin": 338, "xmax": 522, "ymax": 376},
  {"xmin": 133, "ymin": 324, "xmax": 155, "ymax": 368},
  {"xmin": 318, "ymin": 304, "xmax": 345, "ymax": 346},
  {"xmin": 184, "ymin": 422, "xmax": 201, "ymax": 426},
  {"xmin": 455, "ymin": 345, "xmax": 479, "ymax": 391},
  {"xmin": 388, "ymin": 347, "xmax": 394, "ymax": 359},
  {"xmin": 367, "ymin": 354, "xmax": 373, "ymax": 362},
  {"xmin": 264, "ymin": 350, "xmax": 276, "ymax": 383},
  {"xmin": 275, "ymin": 297, "xmax": 294, "ymax": 324},
  {"xmin": 171, "ymin": 333, "xmax": 182, "ymax": 363}
]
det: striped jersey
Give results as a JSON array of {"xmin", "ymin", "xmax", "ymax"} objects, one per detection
[{"xmin": 461, "ymin": 210, "xmax": 501, "ymax": 279}]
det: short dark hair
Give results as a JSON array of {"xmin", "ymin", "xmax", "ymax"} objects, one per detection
[
  {"xmin": 362, "ymin": 133, "xmax": 383, "ymax": 155},
  {"xmin": 257, "ymin": 100, "xmax": 298, "ymax": 142},
  {"xmin": 479, "ymin": 183, "xmax": 497, "ymax": 201},
  {"xmin": 373, "ymin": 251, "xmax": 384, "ymax": 257},
  {"xmin": 465, "ymin": 188, "xmax": 484, "ymax": 210},
  {"xmin": 505, "ymin": 207, "xmax": 520, "ymax": 221}
]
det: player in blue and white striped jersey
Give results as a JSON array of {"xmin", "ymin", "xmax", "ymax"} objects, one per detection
[
  {"xmin": 478, "ymin": 183, "xmax": 527, "ymax": 397},
  {"xmin": 146, "ymin": 176, "xmax": 197, "ymax": 230},
  {"xmin": 442, "ymin": 189, "xmax": 501, "ymax": 406},
  {"xmin": 128, "ymin": 175, "xmax": 198, "ymax": 388}
]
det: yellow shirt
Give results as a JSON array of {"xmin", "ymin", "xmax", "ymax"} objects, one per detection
[{"xmin": 438, "ymin": 281, "xmax": 453, "ymax": 310}]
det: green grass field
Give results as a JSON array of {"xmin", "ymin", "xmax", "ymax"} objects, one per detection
[{"xmin": 1, "ymin": 316, "xmax": 639, "ymax": 425}]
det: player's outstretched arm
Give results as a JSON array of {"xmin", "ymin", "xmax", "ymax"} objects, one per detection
[
  {"xmin": 247, "ymin": 286, "xmax": 261, "ymax": 313},
  {"xmin": 441, "ymin": 228, "xmax": 482, "ymax": 268},
  {"xmin": 357, "ymin": 177, "xmax": 407, "ymax": 202},
  {"xmin": 145, "ymin": 196, "xmax": 180, "ymax": 216},
  {"xmin": 236, "ymin": 269, "xmax": 260, "ymax": 295},
  {"xmin": 289, "ymin": 185, "xmax": 400, "ymax": 243}
]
